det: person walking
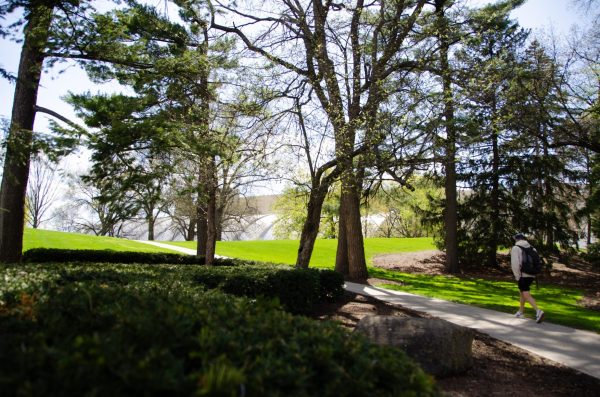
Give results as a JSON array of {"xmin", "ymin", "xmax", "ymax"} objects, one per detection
[{"xmin": 511, "ymin": 233, "xmax": 545, "ymax": 323}]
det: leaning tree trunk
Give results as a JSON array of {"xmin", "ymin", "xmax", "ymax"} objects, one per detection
[
  {"xmin": 296, "ymin": 181, "xmax": 330, "ymax": 268},
  {"xmin": 0, "ymin": 4, "xmax": 54, "ymax": 263}
]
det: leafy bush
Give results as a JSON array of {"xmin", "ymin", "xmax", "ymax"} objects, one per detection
[
  {"xmin": 18, "ymin": 249, "xmax": 345, "ymax": 314},
  {"xmin": 23, "ymin": 248, "xmax": 206, "ymax": 265},
  {"xmin": 0, "ymin": 264, "xmax": 438, "ymax": 396},
  {"xmin": 313, "ymin": 267, "xmax": 345, "ymax": 301},
  {"xmin": 194, "ymin": 265, "xmax": 343, "ymax": 314}
]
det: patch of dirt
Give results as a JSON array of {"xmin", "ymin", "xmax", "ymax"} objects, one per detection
[
  {"xmin": 372, "ymin": 250, "xmax": 447, "ymax": 275},
  {"xmin": 310, "ymin": 251, "xmax": 600, "ymax": 397}
]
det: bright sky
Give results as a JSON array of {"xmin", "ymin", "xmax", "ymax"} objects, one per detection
[{"xmin": 0, "ymin": 0, "xmax": 591, "ymax": 144}]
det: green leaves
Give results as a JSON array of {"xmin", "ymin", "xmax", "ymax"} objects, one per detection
[{"xmin": 0, "ymin": 262, "xmax": 437, "ymax": 396}]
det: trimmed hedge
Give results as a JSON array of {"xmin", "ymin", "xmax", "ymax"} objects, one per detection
[
  {"xmin": 0, "ymin": 264, "xmax": 438, "ymax": 396},
  {"xmin": 194, "ymin": 265, "xmax": 328, "ymax": 314},
  {"xmin": 316, "ymin": 267, "xmax": 345, "ymax": 301},
  {"xmin": 21, "ymin": 249, "xmax": 345, "ymax": 314},
  {"xmin": 22, "ymin": 248, "xmax": 284, "ymax": 268},
  {"xmin": 23, "ymin": 248, "xmax": 206, "ymax": 265}
]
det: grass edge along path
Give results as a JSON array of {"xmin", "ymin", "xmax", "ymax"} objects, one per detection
[
  {"xmin": 368, "ymin": 267, "xmax": 600, "ymax": 333},
  {"xmin": 166, "ymin": 238, "xmax": 599, "ymax": 333},
  {"xmin": 23, "ymin": 229, "xmax": 177, "ymax": 254}
]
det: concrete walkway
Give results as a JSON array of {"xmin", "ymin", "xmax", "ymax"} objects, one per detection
[
  {"xmin": 136, "ymin": 240, "xmax": 198, "ymax": 255},
  {"xmin": 345, "ymin": 282, "xmax": 600, "ymax": 380}
]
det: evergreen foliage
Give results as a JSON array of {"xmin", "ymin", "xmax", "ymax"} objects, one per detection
[{"xmin": 427, "ymin": 4, "xmax": 586, "ymax": 266}]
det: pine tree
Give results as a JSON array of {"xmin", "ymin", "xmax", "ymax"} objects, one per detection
[
  {"xmin": 504, "ymin": 41, "xmax": 584, "ymax": 252},
  {"xmin": 0, "ymin": 0, "xmax": 167, "ymax": 261},
  {"xmin": 452, "ymin": 1, "xmax": 528, "ymax": 266},
  {"xmin": 0, "ymin": 0, "xmax": 58, "ymax": 262}
]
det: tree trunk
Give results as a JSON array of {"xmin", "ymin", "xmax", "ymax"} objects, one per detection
[
  {"xmin": 334, "ymin": 153, "xmax": 368, "ymax": 279},
  {"xmin": 195, "ymin": 24, "xmax": 215, "ymax": 263},
  {"xmin": 205, "ymin": 197, "xmax": 216, "ymax": 264},
  {"xmin": 0, "ymin": 4, "xmax": 54, "ymax": 263},
  {"xmin": 488, "ymin": 125, "xmax": 500, "ymax": 267},
  {"xmin": 344, "ymin": 188, "xmax": 367, "ymax": 280},
  {"xmin": 339, "ymin": 170, "xmax": 368, "ymax": 280},
  {"xmin": 147, "ymin": 216, "xmax": 155, "ymax": 240},
  {"xmin": 296, "ymin": 183, "xmax": 329, "ymax": 268},
  {"xmin": 437, "ymin": 0, "xmax": 459, "ymax": 274},
  {"xmin": 186, "ymin": 218, "xmax": 196, "ymax": 241},
  {"xmin": 538, "ymin": 129, "xmax": 556, "ymax": 250},
  {"xmin": 215, "ymin": 204, "xmax": 223, "ymax": 241},
  {"xmin": 444, "ymin": 161, "xmax": 459, "ymax": 273},
  {"xmin": 196, "ymin": 204, "xmax": 207, "ymax": 257},
  {"xmin": 335, "ymin": 193, "xmax": 349, "ymax": 276},
  {"xmin": 587, "ymin": 215, "xmax": 592, "ymax": 246},
  {"xmin": 205, "ymin": 156, "xmax": 218, "ymax": 266}
]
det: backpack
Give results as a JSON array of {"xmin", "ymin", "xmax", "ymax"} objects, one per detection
[{"xmin": 518, "ymin": 246, "xmax": 542, "ymax": 275}]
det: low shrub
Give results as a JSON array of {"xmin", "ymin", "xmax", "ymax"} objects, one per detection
[
  {"xmin": 23, "ymin": 248, "xmax": 205, "ymax": 265},
  {"xmin": 316, "ymin": 268, "xmax": 345, "ymax": 301},
  {"xmin": 193, "ymin": 265, "xmax": 343, "ymax": 314},
  {"xmin": 18, "ymin": 250, "xmax": 345, "ymax": 314},
  {"xmin": 0, "ymin": 264, "xmax": 438, "ymax": 396}
]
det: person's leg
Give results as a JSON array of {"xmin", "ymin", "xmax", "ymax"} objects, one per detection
[
  {"xmin": 521, "ymin": 291, "xmax": 539, "ymax": 311},
  {"xmin": 523, "ymin": 286, "xmax": 545, "ymax": 323},
  {"xmin": 517, "ymin": 278, "xmax": 529, "ymax": 315},
  {"xmin": 519, "ymin": 292, "xmax": 526, "ymax": 313},
  {"xmin": 516, "ymin": 279, "xmax": 524, "ymax": 316}
]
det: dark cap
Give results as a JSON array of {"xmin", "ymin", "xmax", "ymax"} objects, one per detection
[{"xmin": 514, "ymin": 233, "xmax": 525, "ymax": 240}]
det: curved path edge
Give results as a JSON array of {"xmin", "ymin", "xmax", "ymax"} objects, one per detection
[
  {"xmin": 345, "ymin": 281, "xmax": 600, "ymax": 380},
  {"xmin": 135, "ymin": 240, "xmax": 223, "ymax": 258}
]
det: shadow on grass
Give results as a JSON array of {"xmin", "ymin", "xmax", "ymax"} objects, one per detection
[{"xmin": 368, "ymin": 267, "xmax": 599, "ymax": 333}]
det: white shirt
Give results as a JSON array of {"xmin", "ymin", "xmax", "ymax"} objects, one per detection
[{"xmin": 510, "ymin": 239, "xmax": 536, "ymax": 280}]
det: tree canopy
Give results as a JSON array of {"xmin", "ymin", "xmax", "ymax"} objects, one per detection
[{"xmin": 1, "ymin": 0, "xmax": 598, "ymax": 272}]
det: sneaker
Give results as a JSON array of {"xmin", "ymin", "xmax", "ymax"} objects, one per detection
[
  {"xmin": 536, "ymin": 310, "xmax": 545, "ymax": 323},
  {"xmin": 514, "ymin": 311, "xmax": 524, "ymax": 318}
]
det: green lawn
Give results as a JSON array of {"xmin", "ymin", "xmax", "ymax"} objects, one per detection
[
  {"xmin": 23, "ymin": 228, "xmax": 175, "ymax": 253},
  {"xmin": 20, "ymin": 229, "xmax": 599, "ymax": 332},
  {"xmin": 165, "ymin": 237, "xmax": 437, "ymax": 267},
  {"xmin": 368, "ymin": 267, "xmax": 600, "ymax": 332},
  {"xmin": 166, "ymin": 238, "xmax": 598, "ymax": 332}
]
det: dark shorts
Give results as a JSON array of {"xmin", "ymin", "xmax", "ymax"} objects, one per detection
[{"xmin": 518, "ymin": 277, "xmax": 534, "ymax": 292}]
